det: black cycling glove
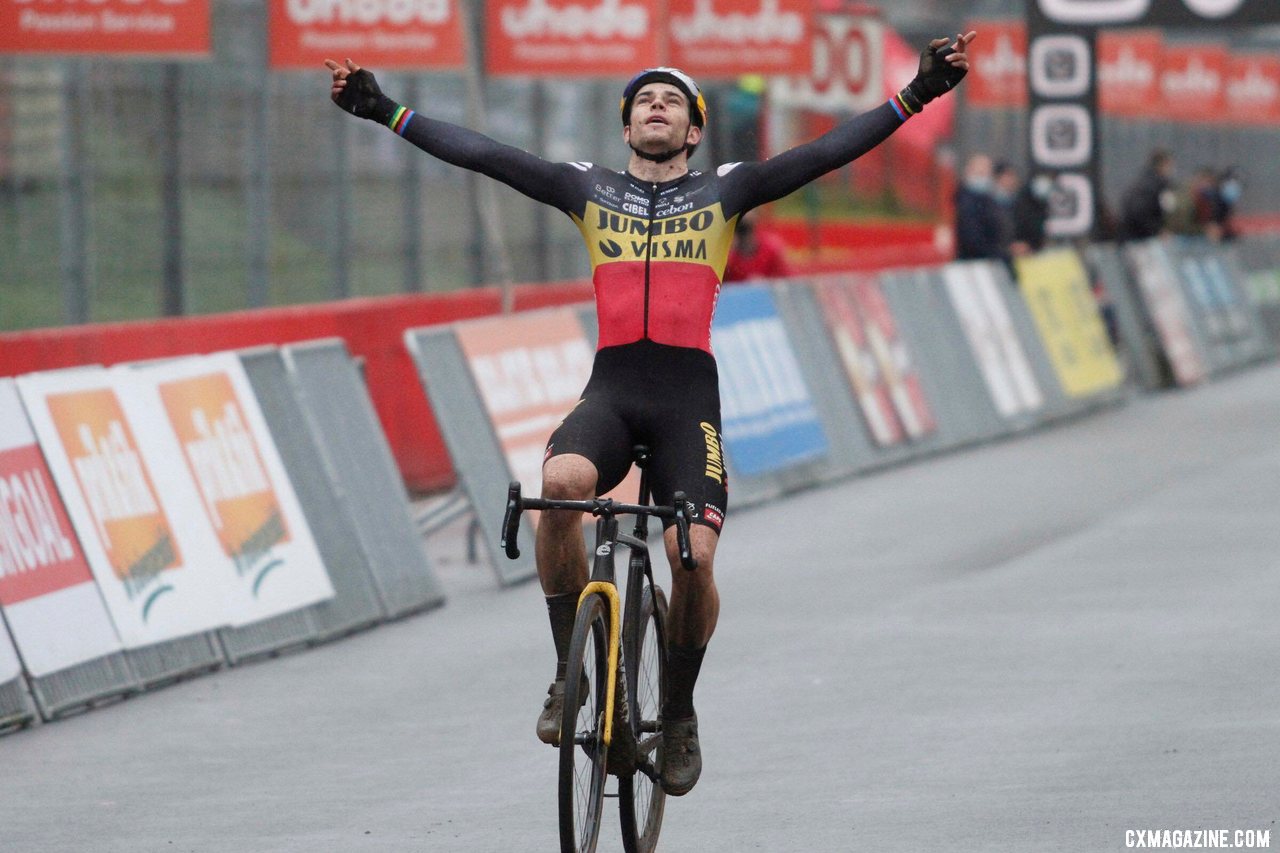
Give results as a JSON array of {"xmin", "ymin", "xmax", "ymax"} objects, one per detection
[
  {"xmin": 899, "ymin": 40, "xmax": 967, "ymax": 113},
  {"xmin": 333, "ymin": 68, "xmax": 399, "ymax": 125}
]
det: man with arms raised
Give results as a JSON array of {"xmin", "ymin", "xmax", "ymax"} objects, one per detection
[{"xmin": 326, "ymin": 33, "xmax": 975, "ymax": 795}]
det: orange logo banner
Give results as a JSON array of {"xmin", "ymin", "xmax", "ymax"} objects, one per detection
[
  {"xmin": 963, "ymin": 19, "xmax": 1027, "ymax": 109},
  {"xmin": 667, "ymin": 0, "xmax": 812, "ymax": 78},
  {"xmin": 0, "ymin": 0, "xmax": 209, "ymax": 55},
  {"xmin": 269, "ymin": 0, "xmax": 465, "ymax": 69},
  {"xmin": 45, "ymin": 389, "xmax": 181, "ymax": 599},
  {"xmin": 1098, "ymin": 29, "xmax": 1163, "ymax": 118},
  {"xmin": 1224, "ymin": 53, "xmax": 1280, "ymax": 127},
  {"xmin": 486, "ymin": 0, "xmax": 661, "ymax": 76},
  {"xmin": 1159, "ymin": 43, "xmax": 1228, "ymax": 124},
  {"xmin": 158, "ymin": 372, "xmax": 291, "ymax": 571}
]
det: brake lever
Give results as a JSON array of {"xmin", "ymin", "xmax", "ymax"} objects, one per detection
[
  {"xmin": 672, "ymin": 491, "xmax": 699, "ymax": 571},
  {"xmin": 501, "ymin": 482, "xmax": 523, "ymax": 560}
]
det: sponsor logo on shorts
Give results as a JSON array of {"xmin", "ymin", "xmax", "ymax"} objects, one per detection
[
  {"xmin": 703, "ymin": 503, "xmax": 724, "ymax": 527},
  {"xmin": 544, "ymin": 443, "xmax": 554, "ymax": 462},
  {"xmin": 700, "ymin": 421, "xmax": 725, "ymax": 483}
]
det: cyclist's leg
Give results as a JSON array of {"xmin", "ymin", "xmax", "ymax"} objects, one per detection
[{"xmin": 535, "ymin": 394, "xmax": 633, "ymax": 745}]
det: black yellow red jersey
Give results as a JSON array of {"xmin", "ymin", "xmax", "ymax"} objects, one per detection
[{"xmin": 389, "ymin": 100, "xmax": 908, "ymax": 355}]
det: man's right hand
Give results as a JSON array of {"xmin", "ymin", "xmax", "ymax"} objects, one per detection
[{"xmin": 324, "ymin": 58, "xmax": 396, "ymax": 124}]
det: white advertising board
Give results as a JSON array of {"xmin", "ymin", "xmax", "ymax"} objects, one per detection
[
  {"xmin": 0, "ymin": 378, "xmax": 124, "ymax": 676},
  {"xmin": 134, "ymin": 353, "xmax": 333, "ymax": 625}
]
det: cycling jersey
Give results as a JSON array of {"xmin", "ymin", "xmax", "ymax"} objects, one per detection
[{"xmin": 391, "ymin": 101, "xmax": 908, "ymax": 354}]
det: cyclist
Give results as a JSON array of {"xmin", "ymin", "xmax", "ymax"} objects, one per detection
[{"xmin": 326, "ymin": 32, "xmax": 975, "ymax": 796}]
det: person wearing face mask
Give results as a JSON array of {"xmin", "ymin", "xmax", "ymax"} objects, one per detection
[
  {"xmin": 954, "ymin": 153, "xmax": 1006, "ymax": 261},
  {"xmin": 1010, "ymin": 172, "xmax": 1053, "ymax": 257}
]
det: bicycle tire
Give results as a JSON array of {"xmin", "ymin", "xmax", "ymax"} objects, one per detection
[
  {"xmin": 559, "ymin": 592, "xmax": 610, "ymax": 853},
  {"xmin": 619, "ymin": 584, "xmax": 668, "ymax": 853}
]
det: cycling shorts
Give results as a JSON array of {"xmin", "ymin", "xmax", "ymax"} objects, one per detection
[{"xmin": 544, "ymin": 340, "xmax": 728, "ymax": 533}]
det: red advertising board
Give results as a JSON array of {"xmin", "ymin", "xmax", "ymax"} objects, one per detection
[
  {"xmin": 269, "ymin": 0, "xmax": 465, "ymax": 70},
  {"xmin": 1097, "ymin": 29, "xmax": 1162, "ymax": 118},
  {"xmin": 486, "ymin": 0, "xmax": 661, "ymax": 76},
  {"xmin": 0, "ymin": 444, "xmax": 94, "ymax": 605},
  {"xmin": 1159, "ymin": 43, "xmax": 1228, "ymax": 124},
  {"xmin": 0, "ymin": 0, "xmax": 209, "ymax": 56},
  {"xmin": 668, "ymin": 0, "xmax": 812, "ymax": 79},
  {"xmin": 1224, "ymin": 53, "xmax": 1280, "ymax": 127},
  {"xmin": 962, "ymin": 19, "xmax": 1026, "ymax": 109}
]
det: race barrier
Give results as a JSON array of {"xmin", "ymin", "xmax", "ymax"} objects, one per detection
[
  {"xmin": 0, "ymin": 343, "xmax": 444, "ymax": 728},
  {"xmin": 407, "ymin": 247, "xmax": 1144, "ymax": 581}
]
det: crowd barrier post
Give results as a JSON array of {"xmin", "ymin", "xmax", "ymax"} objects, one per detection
[{"xmin": 283, "ymin": 340, "xmax": 446, "ymax": 617}]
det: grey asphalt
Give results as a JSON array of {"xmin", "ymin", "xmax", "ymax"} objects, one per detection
[{"xmin": 3, "ymin": 363, "xmax": 1279, "ymax": 853}]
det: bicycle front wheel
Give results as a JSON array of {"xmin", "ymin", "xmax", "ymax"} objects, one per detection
[
  {"xmin": 619, "ymin": 584, "xmax": 668, "ymax": 853},
  {"xmin": 559, "ymin": 592, "xmax": 610, "ymax": 853}
]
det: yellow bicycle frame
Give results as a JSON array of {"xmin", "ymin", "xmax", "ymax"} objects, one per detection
[{"xmin": 578, "ymin": 581, "xmax": 622, "ymax": 747}]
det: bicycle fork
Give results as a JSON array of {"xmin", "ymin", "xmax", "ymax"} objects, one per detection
[{"xmin": 577, "ymin": 580, "xmax": 623, "ymax": 747}]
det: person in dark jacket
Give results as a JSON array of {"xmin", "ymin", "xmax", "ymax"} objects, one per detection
[
  {"xmin": 1010, "ymin": 172, "xmax": 1052, "ymax": 256},
  {"xmin": 955, "ymin": 153, "xmax": 1006, "ymax": 260},
  {"xmin": 1119, "ymin": 149, "xmax": 1175, "ymax": 241}
]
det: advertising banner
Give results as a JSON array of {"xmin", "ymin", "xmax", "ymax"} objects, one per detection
[
  {"xmin": 1159, "ymin": 43, "xmax": 1227, "ymax": 124},
  {"xmin": 1097, "ymin": 29, "xmax": 1162, "ymax": 118},
  {"xmin": 943, "ymin": 264, "xmax": 1045, "ymax": 418},
  {"xmin": 1224, "ymin": 53, "xmax": 1280, "ymax": 127},
  {"xmin": 770, "ymin": 11, "xmax": 884, "ymax": 115},
  {"xmin": 1031, "ymin": 0, "xmax": 1280, "ymax": 28},
  {"xmin": 143, "ymin": 353, "xmax": 334, "ymax": 626},
  {"xmin": 0, "ymin": 379, "xmax": 123, "ymax": 677},
  {"xmin": 1014, "ymin": 250, "xmax": 1124, "ymax": 398},
  {"xmin": 1125, "ymin": 242, "xmax": 1207, "ymax": 386},
  {"xmin": 712, "ymin": 285, "xmax": 828, "ymax": 476},
  {"xmin": 268, "ymin": 0, "xmax": 465, "ymax": 70},
  {"xmin": 963, "ymin": 19, "xmax": 1027, "ymax": 109},
  {"xmin": 17, "ymin": 368, "xmax": 231, "ymax": 648},
  {"xmin": 0, "ymin": 0, "xmax": 210, "ymax": 56},
  {"xmin": 454, "ymin": 309, "xmax": 642, "ymax": 502},
  {"xmin": 814, "ymin": 276, "xmax": 935, "ymax": 446},
  {"xmin": 667, "ymin": 0, "xmax": 812, "ymax": 79},
  {"xmin": 485, "ymin": 0, "xmax": 660, "ymax": 76},
  {"xmin": 0, "ymin": 616, "xmax": 18, "ymax": 683}
]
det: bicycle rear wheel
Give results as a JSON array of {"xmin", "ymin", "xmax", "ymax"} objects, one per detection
[
  {"xmin": 559, "ymin": 593, "xmax": 610, "ymax": 853},
  {"xmin": 619, "ymin": 584, "xmax": 668, "ymax": 853}
]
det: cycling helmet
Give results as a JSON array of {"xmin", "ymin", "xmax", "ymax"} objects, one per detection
[{"xmin": 620, "ymin": 67, "xmax": 708, "ymax": 128}]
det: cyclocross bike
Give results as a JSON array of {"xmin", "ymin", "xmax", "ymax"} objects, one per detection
[{"xmin": 501, "ymin": 446, "xmax": 699, "ymax": 853}]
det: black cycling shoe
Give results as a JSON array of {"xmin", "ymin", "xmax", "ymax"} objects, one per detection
[{"xmin": 658, "ymin": 713, "xmax": 701, "ymax": 795}]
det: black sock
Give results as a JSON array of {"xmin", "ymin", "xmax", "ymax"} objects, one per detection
[
  {"xmin": 663, "ymin": 644, "xmax": 706, "ymax": 720},
  {"xmin": 546, "ymin": 593, "xmax": 578, "ymax": 681}
]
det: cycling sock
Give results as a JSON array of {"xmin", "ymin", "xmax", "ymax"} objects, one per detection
[
  {"xmin": 546, "ymin": 593, "xmax": 578, "ymax": 681},
  {"xmin": 663, "ymin": 643, "xmax": 706, "ymax": 720}
]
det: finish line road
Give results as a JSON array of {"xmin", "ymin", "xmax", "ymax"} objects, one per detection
[{"xmin": 2, "ymin": 363, "xmax": 1279, "ymax": 852}]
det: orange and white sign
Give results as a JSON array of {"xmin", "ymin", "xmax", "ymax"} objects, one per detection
[
  {"xmin": 1224, "ymin": 53, "xmax": 1280, "ymax": 127},
  {"xmin": 0, "ymin": 378, "xmax": 122, "ymax": 676},
  {"xmin": 815, "ymin": 276, "xmax": 902, "ymax": 446},
  {"xmin": 269, "ymin": 0, "xmax": 465, "ymax": 70},
  {"xmin": 0, "ymin": 0, "xmax": 209, "ymax": 56},
  {"xmin": 455, "ymin": 308, "xmax": 639, "ymax": 503},
  {"xmin": 771, "ymin": 11, "xmax": 884, "ymax": 115},
  {"xmin": 17, "ymin": 367, "xmax": 230, "ymax": 647},
  {"xmin": 1098, "ymin": 29, "xmax": 1163, "ymax": 118},
  {"xmin": 668, "ymin": 0, "xmax": 812, "ymax": 79},
  {"xmin": 486, "ymin": 0, "xmax": 661, "ymax": 76},
  {"xmin": 1159, "ymin": 42, "xmax": 1228, "ymax": 124},
  {"xmin": 140, "ymin": 353, "xmax": 333, "ymax": 627},
  {"xmin": 963, "ymin": 19, "xmax": 1027, "ymax": 109}
]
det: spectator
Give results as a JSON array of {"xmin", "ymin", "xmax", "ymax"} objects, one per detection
[
  {"xmin": 1010, "ymin": 172, "xmax": 1052, "ymax": 256},
  {"xmin": 954, "ymin": 153, "xmax": 1006, "ymax": 260},
  {"xmin": 724, "ymin": 210, "xmax": 791, "ymax": 283},
  {"xmin": 993, "ymin": 161, "xmax": 1020, "ymax": 253},
  {"xmin": 1119, "ymin": 148, "xmax": 1176, "ymax": 241},
  {"xmin": 1213, "ymin": 168, "xmax": 1242, "ymax": 242}
]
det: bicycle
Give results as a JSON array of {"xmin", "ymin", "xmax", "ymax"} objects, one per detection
[{"xmin": 501, "ymin": 446, "xmax": 699, "ymax": 853}]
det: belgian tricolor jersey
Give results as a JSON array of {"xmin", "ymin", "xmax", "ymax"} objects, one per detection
[{"xmin": 390, "ymin": 100, "xmax": 909, "ymax": 355}]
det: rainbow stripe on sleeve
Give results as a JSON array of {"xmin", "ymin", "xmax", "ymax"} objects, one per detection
[{"xmin": 389, "ymin": 106, "xmax": 416, "ymax": 136}]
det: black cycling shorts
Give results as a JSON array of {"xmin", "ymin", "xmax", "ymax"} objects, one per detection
[{"xmin": 544, "ymin": 340, "xmax": 729, "ymax": 533}]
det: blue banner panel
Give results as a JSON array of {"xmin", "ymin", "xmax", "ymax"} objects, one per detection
[{"xmin": 712, "ymin": 286, "xmax": 829, "ymax": 477}]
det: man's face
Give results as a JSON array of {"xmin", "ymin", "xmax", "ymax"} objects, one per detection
[{"xmin": 624, "ymin": 82, "xmax": 701, "ymax": 154}]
